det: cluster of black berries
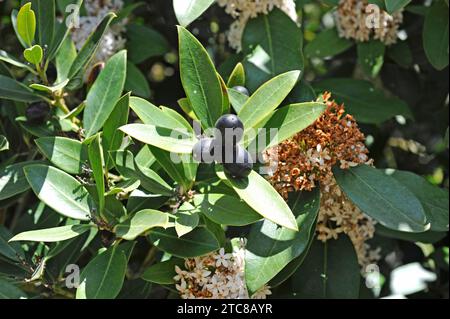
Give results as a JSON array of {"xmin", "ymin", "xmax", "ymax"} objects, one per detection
[
  {"xmin": 193, "ymin": 114, "xmax": 254, "ymax": 179},
  {"xmin": 25, "ymin": 102, "xmax": 50, "ymax": 124}
]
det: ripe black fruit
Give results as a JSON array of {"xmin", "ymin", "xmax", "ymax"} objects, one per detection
[
  {"xmin": 215, "ymin": 114, "xmax": 244, "ymax": 144},
  {"xmin": 232, "ymin": 86, "xmax": 250, "ymax": 96},
  {"xmin": 223, "ymin": 145, "xmax": 253, "ymax": 179},
  {"xmin": 192, "ymin": 138, "xmax": 216, "ymax": 163},
  {"xmin": 25, "ymin": 102, "xmax": 50, "ymax": 124}
]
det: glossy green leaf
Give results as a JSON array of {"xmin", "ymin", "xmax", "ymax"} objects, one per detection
[
  {"xmin": 376, "ymin": 224, "xmax": 447, "ymax": 244},
  {"xmin": 55, "ymin": 37, "xmax": 77, "ymax": 83},
  {"xmin": 313, "ymin": 78, "xmax": 413, "ymax": 124},
  {"xmin": 357, "ymin": 40, "xmax": 385, "ymax": 78},
  {"xmin": 0, "ymin": 75, "xmax": 42, "ymax": 102},
  {"xmin": 83, "ymin": 50, "xmax": 127, "ymax": 137},
  {"xmin": 120, "ymin": 124, "xmax": 196, "ymax": 154},
  {"xmin": 173, "ymin": 0, "xmax": 215, "ymax": 27},
  {"xmin": 238, "ymin": 70, "xmax": 300, "ymax": 131},
  {"xmin": 36, "ymin": 137, "xmax": 87, "ymax": 174},
  {"xmin": 423, "ymin": 0, "xmax": 449, "ymax": 70},
  {"xmin": 148, "ymin": 227, "xmax": 220, "ymax": 258},
  {"xmin": 333, "ymin": 165, "xmax": 428, "ymax": 232},
  {"xmin": 9, "ymin": 225, "xmax": 91, "ymax": 243},
  {"xmin": 23, "ymin": 44, "xmax": 43, "ymax": 65},
  {"xmin": 175, "ymin": 202, "xmax": 200, "ymax": 237},
  {"xmin": 32, "ymin": 0, "xmax": 55, "ymax": 47},
  {"xmin": 141, "ymin": 258, "xmax": 184, "ymax": 285},
  {"xmin": 0, "ymin": 279, "xmax": 27, "ymax": 299},
  {"xmin": 87, "ymin": 134, "xmax": 105, "ymax": 216},
  {"xmin": 76, "ymin": 245, "xmax": 127, "ymax": 299},
  {"xmin": 227, "ymin": 62, "xmax": 246, "ymax": 87},
  {"xmin": 127, "ymin": 24, "xmax": 169, "ymax": 64},
  {"xmin": 242, "ymin": 9, "xmax": 304, "ymax": 91},
  {"xmin": 178, "ymin": 26, "xmax": 223, "ymax": 128},
  {"xmin": 228, "ymin": 88, "xmax": 249, "ymax": 114},
  {"xmin": 125, "ymin": 62, "xmax": 151, "ymax": 98},
  {"xmin": 194, "ymin": 193, "xmax": 262, "ymax": 226},
  {"xmin": 0, "ymin": 161, "xmax": 39, "ymax": 201},
  {"xmin": 17, "ymin": 2, "xmax": 36, "ymax": 47},
  {"xmin": 0, "ymin": 50, "xmax": 36, "ymax": 72},
  {"xmin": 391, "ymin": 170, "xmax": 449, "ymax": 232},
  {"xmin": 24, "ymin": 164, "xmax": 94, "ymax": 221},
  {"xmin": 126, "ymin": 189, "xmax": 169, "ymax": 214},
  {"xmin": 305, "ymin": 28, "xmax": 353, "ymax": 58},
  {"xmin": 216, "ymin": 166, "xmax": 298, "ymax": 231},
  {"xmin": 67, "ymin": 12, "xmax": 116, "ymax": 79},
  {"xmin": 30, "ymin": 79, "xmax": 69, "ymax": 94},
  {"xmin": 245, "ymin": 188, "xmax": 320, "ymax": 293},
  {"xmin": 115, "ymin": 209, "xmax": 169, "ymax": 240},
  {"xmin": 291, "ymin": 236, "xmax": 360, "ymax": 299},
  {"xmin": 0, "ymin": 226, "xmax": 25, "ymax": 262}
]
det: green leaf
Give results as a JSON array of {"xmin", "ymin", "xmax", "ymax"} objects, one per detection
[
  {"xmin": 313, "ymin": 78, "xmax": 413, "ymax": 124},
  {"xmin": 194, "ymin": 193, "xmax": 262, "ymax": 226},
  {"xmin": 35, "ymin": 137, "xmax": 87, "ymax": 174},
  {"xmin": 357, "ymin": 40, "xmax": 385, "ymax": 78},
  {"xmin": 0, "ymin": 161, "xmax": 39, "ymax": 201},
  {"xmin": 67, "ymin": 12, "xmax": 116, "ymax": 80},
  {"xmin": 0, "ymin": 279, "xmax": 27, "ymax": 299},
  {"xmin": 376, "ymin": 224, "xmax": 447, "ymax": 244},
  {"xmin": 127, "ymin": 24, "xmax": 169, "ymax": 64},
  {"xmin": 114, "ymin": 209, "xmax": 169, "ymax": 240},
  {"xmin": 0, "ymin": 136, "xmax": 9, "ymax": 152},
  {"xmin": 32, "ymin": 0, "xmax": 55, "ymax": 48},
  {"xmin": 245, "ymin": 188, "xmax": 320, "ymax": 293},
  {"xmin": 120, "ymin": 124, "xmax": 196, "ymax": 154},
  {"xmin": 148, "ymin": 227, "xmax": 220, "ymax": 258},
  {"xmin": 76, "ymin": 245, "xmax": 127, "ymax": 299},
  {"xmin": 24, "ymin": 164, "xmax": 95, "ymax": 221},
  {"xmin": 0, "ymin": 226, "xmax": 25, "ymax": 262},
  {"xmin": 242, "ymin": 9, "xmax": 304, "ymax": 91},
  {"xmin": 385, "ymin": 0, "xmax": 411, "ymax": 14},
  {"xmin": 126, "ymin": 189, "xmax": 168, "ymax": 214},
  {"xmin": 386, "ymin": 41, "xmax": 413, "ymax": 68},
  {"xmin": 228, "ymin": 88, "xmax": 249, "ymax": 114},
  {"xmin": 83, "ymin": 50, "xmax": 127, "ymax": 137},
  {"xmin": 423, "ymin": 0, "xmax": 449, "ymax": 70},
  {"xmin": 333, "ymin": 165, "xmax": 428, "ymax": 232},
  {"xmin": 216, "ymin": 166, "xmax": 298, "ymax": 231},
  {"xmin": 227, "ymin": 62, "xmax": 246, "ymax": 87},
  {"xmin": 305, "ymin": 28, "xmax": 353, "ymax": 58},
  {"xmin": 125, "ymin": 62, "xmax": 151, "ymax": 98},
  {"xmin": 250, "ymin": 102, "xmax": 326, "ymax": 150},
  {"xmin": 178, "ymin": 26, "xmax": 223, "ymax": 128},
  {"xmin": 391, "ymin": 170, "xmax": 449, "ymax": 232},
  {"xmin": 0, "ymin": 75, "xmax": 42, "ymax": 102},
  {"xmin": 141, "ymin": 258, "xmax": 184, "ymax": 285},
  {"xmin": 238, "ymin": 70, "xmax": 300, "ymax": 131},
  {"xmin": 173, "ymin": 0, "xmax": 215, "ymax": 26},
  {"xmin": 17, "ymin": 2, "xmax": 36, "ymax": 47},
  {"xmin": 0, "ymin": 50, "xmax": 36, "ymax": 73},
  {"xmin": 87, "ymin": 134, "xmax": 105, "ymax": 216},
  {"xmin": 55, "ymin": 37, "xmax": 77, "ymax": 83},
  {"xmin": 30, "ymin": 79, "xmax": 69, "ymax": 94},
  {"xmin": 291, "ymin": 236, "xmax": 360, "ymax": 299},
  {"xmin": 178, "ymin": 97, "xmax": 198, "ymax": 120},
  {"xmin": 9, "ymin": 225, "xmax": 91, "ymax": 243},
  {"xmin": 175, "ymin": 202, "xmax": 200, "ymax": 237}
]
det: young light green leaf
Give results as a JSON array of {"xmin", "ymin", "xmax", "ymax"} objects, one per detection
[
  {"xmin": 30, "ymin": 79, "xmax": 69, "ymax": 94},
  {"xmin": 148, "ymin": 227, "xmax": 220, "ymax": 258},
  {"xmin": 9, "ymin": 225, "xmax": 91, "ymax": 243},
  {"xmin": 17, "ymin": 2, "xmax": 36, "ymax": 47},
  {"xmin": 245, "ymin": 188, "xmax": 320, "ymax": 293},
  {"xmin": 227, "ymin": 62, "xmax": 246, "ymax": 88},
  {"xmin": 76, "ymin": 245, "xmax": 127, "ymax": 299},
  {"xmin": 423, "ymin": 0, "xmax": 449, "ymax": 70},
  {"xmin": 178, "ymin": 26, "xmax": 223, "ymax": 128},
  {"xmin": 178, "ymin": 97, "xmax": 198, "ymax": 121},
  {"xmin": 24, "ymin": 164, "xmax": 95, "ymax": 221},
  {"xmin": 216, "ymin": 166, "xmax": 298, "ymax": 231},
  {"xmin": 83, "ymin": 50, "xmax": 127, "ymax": 137},
  {"xmin": 114, "ymin": 209, "xmax": 169, "ymax": 240},
  {"xmin": 173, "ymin": 0, "xmax": 215, "ymax": 27},
  {"xmin": 333, "ymin": 165, "xmax": 428, "ymax": 233},
  {"xmin": 193, "ymin": 193, "xmax": 262, "ymax": 226},
  {"xmin": 238, "ymin": 70, "xmax": 300, "ymax": 131},
  {"xmin": 120, "ymin": 124, "xmax": 196, "ymax": 154},
  {"xmin": 36, "ymin": 136, "xmax": 87, "ymax": 174}
]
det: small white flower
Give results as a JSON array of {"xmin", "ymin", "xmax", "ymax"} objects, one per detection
[{"xmin": 214, "ymin": 248, "xmax": 232, "ymax": 268}]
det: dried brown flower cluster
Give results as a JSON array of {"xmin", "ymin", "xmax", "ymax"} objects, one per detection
[
  {"xmin": 174, "ymin": 244, "xmax": 271, "ymax": 299},
  {"xmin": 266, "ymin": 92, "xmax": 380, "ymax": 267},
  {"xmin": 335, "ymin": 0, "xmax": 403, "ymax": 45}
]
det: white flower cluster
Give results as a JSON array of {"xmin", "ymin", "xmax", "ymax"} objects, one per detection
[
  {"xmin": 174, "ymin": 241, "xmax": 271, "ymax": 299},
  {"xmin": 217, "ymin": 0, "xmax": 298, "ymax": 51},
  {"xmin": 71, "ymin": 0, "xmax": 127, "ymax": 65}
]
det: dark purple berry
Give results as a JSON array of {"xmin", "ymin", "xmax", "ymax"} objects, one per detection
[
  {"xmin": 25, "ymin": 102, "xmax": 50, "ymax": 124},
  {"xmin": 232, "ymin": 86, "xmax": 250, "ymax": 96},
  {"xmin": 215, "ymin": 114, "xmax": 244, "ymax": 145},
  {"xmin": 223, "ymin": 145, "xmax": 253, "ymax": 179}
]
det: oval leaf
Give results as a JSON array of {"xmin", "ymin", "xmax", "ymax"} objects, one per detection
[
  {"xmin": 9, "ymin": 225, "xmax": 91, "ymax": 243},
  {"xmin": 114, "ymin": 209, "xmax": 169, "ymax": 240}
]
